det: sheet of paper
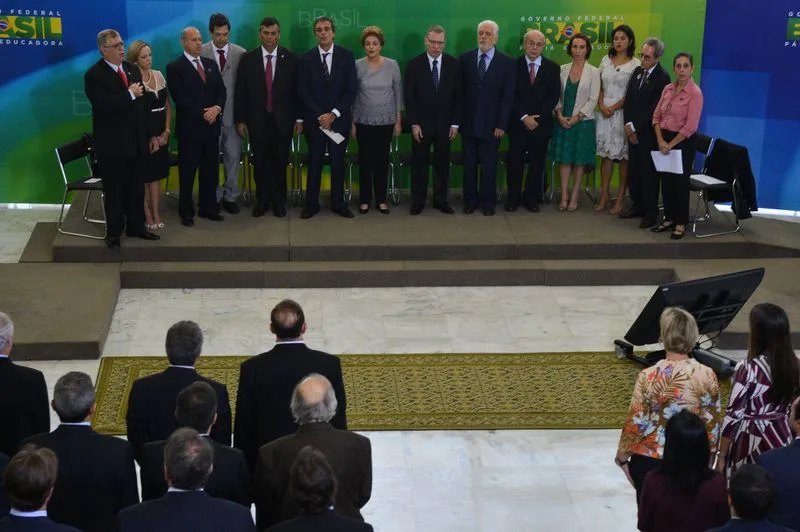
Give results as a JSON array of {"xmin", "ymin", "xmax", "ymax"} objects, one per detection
[
  {"xmin": 319, "ymin": 127, "xmax": 346, "ymax": 145},
  {"xmin": 650, "ymin": 150, "xmax": 683, "ymax": 174},
  {"xmin": 85, "ymin": 178, "xmax": 101, "ymax": 184}
]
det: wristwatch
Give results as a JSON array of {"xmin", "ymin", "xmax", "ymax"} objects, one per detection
[{"xmin": 614, "ymin": 457, "xmax": 629, "ymax": 467}]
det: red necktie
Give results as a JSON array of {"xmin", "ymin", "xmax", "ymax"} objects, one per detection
[
  {"xmin": 118, "ymin": 67, "xmax": 128, "ymax": 88},
  {"xmin": 265, "ymin": 54, "xmax": 273, "ymax": 112},
  {"xmin": 529, "ymin": 62, "xmax": 536, "ymax": 85},
  {"xmin": 217, "ymin": 49, "xmax": 226, "ymax": 71},
  {"xmin": 194, "ymin": 59, "xmax": 206, "ymax": 83}
]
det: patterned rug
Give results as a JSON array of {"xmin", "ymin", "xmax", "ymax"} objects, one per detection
[{"xmin": 92, "ymin": 353, "xmax": 732, "ymax": 434}]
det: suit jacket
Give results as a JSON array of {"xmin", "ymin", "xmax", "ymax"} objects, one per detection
[
  {"xmin": 403, "ymin": 52, "xmax": 462, "ymax": 136},
  {"xmin": 298, "ymin": 45, "xmax": 358, "ymax": 135},
  {"xmin": 139, "ymin": 436, "xmax": 250, "ymax": 507},
  {"xmin": 708, "ymin": 519, "xmax": 796, "ymax": 532},
  {"xmin": 234, "ymin": 46, "xmax": 301, "ymax": 138},
  {"xmin": 556, "ymin": 62, "xmax": 601, "ymax": 121},
  {"xmin": 201, "ymin": 42, "xmax": 246, "ymax": 128},
  {"xmin": 0, "ymin": 358, "xmax": 49, "ymax": 457},
  {"xmin": 509, "ymin": 55, "xmax": 561, "ymax": 138},
  {"xmin": 622, "ymin": 62, "xmax": 670, "ymax": 143},
  {"xmin": 166, "ymin": 54, "xmax": 226, "ymax": 141},
  {"xmin": 758, "ymin": 439, "xmax": 800, "ymax": 530},
  {"xmin": 254, "ymin": 423, "xmax": 371, "ymax": 530},
  {"xmin": 22, "ymin": 425, "xmax": 138, "ymax": 532},
  {"xmin": 126, "ymin": 366, "xmax": 232, "ymax": 462},
  {"xmin": 264, "ymin": 510, "xmax": 374, "ymax": 532},
  {"xmin": 0, "ymin": 516, "xmax": 80, "ymax": 532},
  {"xmin": 83, "ymin": 59, "xmax": 148, "ymax": 158},
  {"xmin": 115, "ymin": 491, "xmax": 255, "ymax": 532},
  {"xmin": 234, "ymin": 343, "xmax": 347, "ymax": 473},
  {"xmin": 0, "ymin": 452, "xmax": 8, "ymax": 517},
  {"xmin": 460, "ymin": 48, "xmax": 516, "ymax": 139}
]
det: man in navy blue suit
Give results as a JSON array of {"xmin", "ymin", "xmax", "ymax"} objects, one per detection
[
  {"xmin": 460, "ymin": 20, "xmax": 516, "ymax": 216},
  {"xmin": 757, "ymin": 399, "xmax": 800, "ymax": 531},
  {"xmin": 298, "ymin": 16, "xmax": 358, "ymax": 219},
  {"xmin": 708, "ymin": 464, "xmax": 794, "ymax": 532}
]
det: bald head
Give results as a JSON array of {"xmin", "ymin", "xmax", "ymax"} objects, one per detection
[
  {"xmin": 524, "ymin": 29, "xmax": 546, "ymax": 60},
  {"xmin": 270, "ymin": 299, "xmax": 306, "ymax": 340},
  {"xmin": 181, "ymin": 26, "xmax": 202, "ymax": 57},
  {"xmin": 291, "ymin": 373, "xmax": 337, "ymax": 425}
]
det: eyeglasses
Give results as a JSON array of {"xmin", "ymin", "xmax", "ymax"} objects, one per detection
[
  {"xmin": 636, "ymin": 53, "xmax": 654, "ymax": 60},
  {"xmin": 426, "ymin": 38, "xmax": 445, "ymax": 46},
  {"xmin": 104, "ymin": 42, "xmax": 125, "ymax": 50}
]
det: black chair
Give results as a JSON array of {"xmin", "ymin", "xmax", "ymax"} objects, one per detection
[
  {"xmin": 56, "ymin": 135, "xmax": 106, "ymax": 240},
  {"xmin": 690, "ymin": 134, "xmax": 743, "ymax": 238}
]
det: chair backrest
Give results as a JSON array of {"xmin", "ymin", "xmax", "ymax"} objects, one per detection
[
  {"xmin": 695, "ymin": 134, "xmax": 717, "ymax": 174},
  {"xmin": 55, "ymin": 135, "xmax": 94, "ymax": 185}
]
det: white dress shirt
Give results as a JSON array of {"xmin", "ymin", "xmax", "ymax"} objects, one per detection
[
  {"xmin": 317, "ymin": 45, "xmax": 341, "ymax": 117},
  {"xmin": 262, "ymin": 46, "xmax": 277, "ymax": 77},
  {"xmin": 9, "ymin": 510, "xmax": 48, "ymax": 518},
  {"xmin": 213, "ymin": 43, "xmax": 229, "ymax": 70},
  {"xmin": 521, "ymin": 55, "xmax": 543, "ymax": 121}
]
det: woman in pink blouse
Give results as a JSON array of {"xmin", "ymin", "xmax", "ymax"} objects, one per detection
[
  {"xmin": 717, "ymin": 303, "xmax": 800, "ymax": 479},
  {"xmin": 651, "ymin": 53, "xmax": 703, "ymax": 240}
]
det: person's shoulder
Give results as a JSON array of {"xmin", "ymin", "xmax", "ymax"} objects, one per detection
[
  {"xmin": 460, "ymin": 49, "xmax": 476, "ymax": 60},
  {"xmin": 213, "ymin": 439, "xmax": 245, "ymax": 458},
  {"xmin": 230, "ymin": 43, "xmax": 246, "ymax": 54},
  {"xmin": 278, "ymin": 46, "xmax": 298, "ymax": 58},
  {"xmin": 1, "ymin": 360, "xmax": 43, "ymax": 379},
  {"xmin": 141, "ymin": 439, "xmax": 166, "ymax": 457}
]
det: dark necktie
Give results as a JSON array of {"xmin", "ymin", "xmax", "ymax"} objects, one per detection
[
  {"xmin": 478, "ymin": 53, "xmax": 487, "ymax": 82},
  {"xmin": 321, "ymin": 52, "xmax": 331, "ymax": 83},
  {"xmin": 217, "ymin": 49, "xmax": 226, "ymax": 71},
  {"xmin": 194, "ymin": 59, "xmax": 206, "ymax": 83},
  {"xmin": 117, "ymin": 67, "xmax": 128, "ymax": 88},
  {"xmin": 432, "ymin": 59, "xmax": 439, "ymax": 91},
  {"xmin": 529, "ymin": 62, "xmax": 536, "ymax": 85},
  {"xmin": 639, "ymin": 69, "xmax": 649, "ymax": 89},
  {"xmin": 265, "ymin": 54, "xmax": 273, "ymax": 112}
]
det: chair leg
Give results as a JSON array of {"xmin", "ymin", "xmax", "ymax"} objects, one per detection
[
  {"xmin": 57, "ymin": 190, "xmax": 106, "ymax": 240},
  {"xmin": 345, "ymin": 164, "xmax": 353, "ymax": 204},
  {"xmin": 83, "ymin": 191, "xmax": 105, "ymax": 225}
]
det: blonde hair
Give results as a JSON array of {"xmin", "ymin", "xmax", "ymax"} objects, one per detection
[
  {"xmin": 126, "ymin": 39, "xmax": 150, "ymax": 64},
  {"xmin": 360, "ymin": 25, "xmax": 384, "ymax": 47},
  {"xmin": 659, "ymin": 307, "xmax": 699, "ymax": 354}
]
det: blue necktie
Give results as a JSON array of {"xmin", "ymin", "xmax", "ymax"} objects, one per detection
[
  {"xmin": 321, "ymin": 52, "xmax": 331, "ymax": 83},
  {"xmin": 478, "ymin": 53, "xmax": 487, "ymax": 81},
  {"xmin": 432, "ymin": 59, "xmax": 439, "ymax": 91}
]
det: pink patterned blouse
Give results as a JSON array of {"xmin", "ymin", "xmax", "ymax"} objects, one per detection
[{"xmin": 652, "ymin": 79, "xmax": 703, "ymax": 138}]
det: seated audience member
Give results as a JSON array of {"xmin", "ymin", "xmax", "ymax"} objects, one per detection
[
  {"xmin": 0, "ymin": 452, "xmax": 9, "ymax": 517},
  {"xmin": 0, "ymin": 445, "xmax": 79, "ymax": 531},
  {"xmin": 140, "ymin": 382, "xmax": 250, "ymax": 506},
  {"xmin": 254, "ymin": 374, "xmax": 371, "ymax": 530},
  {"xmin": 265, "ymin": 446, "xmax": 374, "ymax": 532},
  {"xmin": 0, "ymin": 311, "xmax": 49, "ymax": 457},
  {"xmin": 23, "ymin": 372, "xmax": 138, "ymax": 532},
  {"xmin": 235, "ymin": 300, "xmax": 347, "ymax": 474},
  {"xmin": 115, "ymin": 428, "xmax": 255, "ymax": 532},
  {"xmin": 638, "ymin": 410, "xmax": 729, "ymax": 532},
  {"xmin": 709, "ymin": 464, "xmax": 795, "ymax": 531},
  {"xmin": 127, "ymin": 320, "xmax": 232, "ymax": 462},
  {"xmin": 757, "ymin": 397, "xmax": 800, "ymax": 530},
  {"xmin": 616, "ymin": 307, "xmax": 720, "ymax": 500}
]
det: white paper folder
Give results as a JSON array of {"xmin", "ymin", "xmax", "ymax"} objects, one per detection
[{"xmin": 650, "ymin": 150, "xmax": 683, "ymax": 174}]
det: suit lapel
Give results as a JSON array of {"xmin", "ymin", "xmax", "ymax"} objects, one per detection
[{"xmin": 272, "ymin": 47, "xmax": 285, "ymax": 86}]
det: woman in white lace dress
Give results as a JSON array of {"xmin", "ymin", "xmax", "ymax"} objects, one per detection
[{"xmin": 595, "ymin": 25, "xmax": 639, "ymax": 214}]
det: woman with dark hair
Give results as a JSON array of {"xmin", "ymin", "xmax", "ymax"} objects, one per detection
[
  {"xmin": 594, "ymin": 24, "xmax": 639, "ymax": 214},
  {"xmin": 718, "ymin": 303, "xmax": 800, "ymax": 478},
  {"xmin": 638, "ymin": 410, "xmax": 729, "ymax": 532}
]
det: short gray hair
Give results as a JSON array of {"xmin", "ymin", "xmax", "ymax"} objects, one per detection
[
  {"xmin": 96, "ymin": 29, "xmax": 120, "ymax": 48},
  {"xmin": 659, "ymin": 307, "xmax": 700, "ymax": 355},
  {"xmin": 181, "ymin": 26, "xmax": 200, "ymax": 41},
  {"xmin": 426, "ymin": 24, "xmax": 446, "ymax": 38},
  {"xmin": 290, "ymin": 374, "xmax": 338, "ymax": 425},
  {"xmin": 0, "ymin": 311, "xmax": 14, "ymax": 353},
  {"xmin": 643, "ymin": 37, "xmax": 665, "ymax": 58},
  {"xmin": 478, "ymin": 20, "xmax": 499, "ymax": 38},
  {"xmin": 165, "ymin": 321, "xmax": 203, "ymax": 366},
  {"xmin": 53, "ymin": 372, "xmax": 96, "ymax": 423},
  {"xmin": 165, "ymin": 427, "xmax": 214, "ymax": 490}
]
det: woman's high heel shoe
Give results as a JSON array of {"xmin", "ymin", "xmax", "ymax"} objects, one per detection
[
  {"xmin": 378, "ymin": 204, "xmax": 390, "ymax": 214},
  {"xmin": 359, "ymin": 205, "xmax": 369, "ymax": 214}
]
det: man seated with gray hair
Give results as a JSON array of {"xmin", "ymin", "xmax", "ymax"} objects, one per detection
[
  {"xmin": 126, "ymin": 320, "xmax": 232, "ymax": 463},
  {"xmin": 0, "ymin": 310, "xmax": 49, "ymax": 458},
  {"xmin": 115, "ymin": 428, "xmax": 255, "ymax": 532},
  {"xmin": 23, "ymin": 372, "xmax": 138, "ymax": 532},
  {"xmin": 254, "ymin": 374, "xmax": 372, "ymax": 530}
]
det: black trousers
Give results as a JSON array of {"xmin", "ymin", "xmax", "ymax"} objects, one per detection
[
  {"xmin": 178, "ymin": 132, "xmax": 220, "ymax": 220},
  {"xmin": 97, "ymin": 155, "xmax": 145, "ymax": 238},
  {"xmin": 658, "ymin": 130, "xmax": 695, "ymax": 226},
  {"xmin": 305, "ymin": 128, "xmax": 346, "ymax": 211},
  {"xmin": 462, "ymin": 133, "xmax": 500, "ymax": 210},
  {"xmin": 629, "ymin": 454, "xmax": 662, "ymax": 501},
  {"xmin": 355, "ymin": 123, "xmax": 393, "ymax": 205},
  {"xmin": 410, "ymin": 128, "xmax": 451, "ymax": 207},
  {"xmin": 251, "ymin": 112, "xmax": 291, "ymax": 211},
  {"xmin": 627, "ymin": 134, "xmax": 660, "ymax": 220},
  {"xmin": 506, "ymin": 128, "xmax": 549, "ymax": 206}
]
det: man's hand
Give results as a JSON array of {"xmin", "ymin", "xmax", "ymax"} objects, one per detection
[
  {"xmin": 294, "ymin": 122, "xmax": 304, "ymax": 135},
  {"xmin": 448, "ymin": 126, "xmax": 458, "ymax": 141},
  {"xmin": 624, "ymin": 123, "xmax": 634, "ymax": 136},
  {"xmin": 350, "ymin": 123, "xmax": 357, "ymax": 140},
  {"xmin": 522, "ymin": 115, "xmax": 540, "ymax": 131},
  {"xmin": 493, "ymin": 128, "xmax": 505, "ymax": 139},
  {"xmin": 129, "ymin": 82, "xmax": 144, "ymax": 98},
  {"xmin": 236, "ymin": 123, "xmax": 247, "ymax": 139},
  {"xmin": 318, "ymin": 112, "xmax": 335, "ymax": 130},
  {"xmin": 203, "ymin": 106, "xmax": 220, "ymax": 124},
  {"xmin": 628, "ymin": 132, "xmax": 639, "ymax": 145},
  {"xmin": 412, "ymin": 125, "xmax": 423, "ymax": 142}
]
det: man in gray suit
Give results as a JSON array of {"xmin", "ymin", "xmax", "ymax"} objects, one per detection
[{"xmin": 202, "ymin": 13, "xmax": 246, "ymax": 215}]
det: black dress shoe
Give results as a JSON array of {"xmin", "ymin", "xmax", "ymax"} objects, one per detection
[
  {"xmin": 105, "ymin": 236, "xmax": 120, "ymax": 249},
  {"xmin": 435, "ymin": 203, "xmax": 455, "ymax": 214},
  {"xmin": 273, "ymin": 206, "xmax": 287, "ymax": 218},
  {"xmin": 410, "ymin": 204, "xmax": 424, "ymax": 215},
  {"xmin": 222, "ymin": 200, "xmax": 240, "ymax": 214},
  {"xmin": 522, "ymin": 202, "xmax": 540, "ymax": 213},
  {"xmin": 199, "ymin": 212, "xmax": 224, "ymax": 221},
  {"xmin": 483, "ymin": 208, "xmax": 495, "ymax": 216},
  {"xmin": 463, "ymin": 206, "xmax": 476, "ymax": 214},
  {"xmin": 300, "ymin": 206, "xmax": 319, "ymax": 219},
  {"xmin": 180, "ymin": 218, "xmax": 194, "ymax": 227},
  {"xmin": 618, "ymin": 207, "xmax": 642, "ymax": 219},
  {"xmin": 505, "ymin": 204, "xmax": 518, "ymax": 212},
  {"xmin": 639, "ymin": 218, "xmax": 656, "ymax": 229},
  {"xmin": 670, "ymin": 229, "xmax": 686, "ymax": 240},
  {"xmin": 359, "ymin": 206, "xmax": 370, "ymax": 214},
  {"xmin": 252, "ymin": 206, "xmax": 267, "ymax": 218},
  {"xmin": 378, "ymin": 205, "xmax": 390, "ymax": 214},
  {"xmin": 135, "ymin": 231, "xmax": 160, "ymax": 241},
  {"xmin": 333, "ymin": 207, "xmax": 354, "ymax": 219}
]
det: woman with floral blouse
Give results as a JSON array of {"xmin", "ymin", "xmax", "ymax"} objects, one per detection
[{"xmin": 615, "ymin": 307, "xmax": 721, "ymax": 500}]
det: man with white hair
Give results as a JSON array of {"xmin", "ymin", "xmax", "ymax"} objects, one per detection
[
  {"xmin": 0, "ymin": 311, "xmax": 49, "ymax": 457},
  {"xmin": 459, "ymin": 20, "xmax": 516, "ymax": 216},
  {"xmin": 253, "ymin": 374, "xmax": 371, "ymax": 530}
]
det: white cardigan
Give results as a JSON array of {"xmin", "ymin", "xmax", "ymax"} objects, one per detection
[{"xmin": 556, "ymin": 62, "xmax": 601, "ymax": 121}]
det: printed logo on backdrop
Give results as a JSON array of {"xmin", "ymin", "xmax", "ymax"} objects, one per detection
[
  {"xmin": 788, "ymin": 11, "xmax": 800, "ymax": 48},
  {"xmin": 298, "ymin": 8, "xmax": 363, "ymax": 29},
  {"xmin": 0, "ymin": 7, "xmax": 63, "ymax": 46}
]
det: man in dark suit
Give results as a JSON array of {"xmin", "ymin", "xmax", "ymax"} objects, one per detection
[
  {"xmin": 0, "ymin": 452, "xmax": 9, "ymax": 517},
  {"xmin": 506, "ymin": 30, "xmax": 561, "ymax": 212},
  {"xmin": 84, "ymin": 29, "xmax": 159, "ymax": 248},
  {"xmin": 460, "ymin": 20, "xmax": 516, "ymax": 216},
  {"xmin": 0, "ymin": 446, "xmax": 80, "ymax": 532},
  {"xmin": 235, "ymin": 17, "xmax": 302, "ymax": 218},
  {"xmin": 235, "ymin": 299, "xmax": 347, "ymax": 474},
  {"xmin": 254, "ymin": 375, "xmax": 371, "ymax": 530},
  {"xmin": 167, "ymin": 26, "xmax": 227, "ymax": 227},
  {"xmin": 115, "ymin": 428, "xmax": 255, "ymax": 532},
  {"xmin": 403, "ymin": 24, "xmax": 462, "ymax": 215},
  {"xmin": 620, "ymin": 37, "xmax": 671, "ymax": 229},
  {"xmin": 126, "ymin": 320, "xmax": 232, "ymax": 462},
  {"xmin": 709, "ymin": 464, "xmax": 794, "ymax": 532},
  {"xmin": 757, "ymin": 399, "xmax": 800, "ymax": 530},
  {"xmin": 0, "ymin": 311, "xmax": 49, "ymax": 458},
  {"xmin": 264, "ymin": 446, "xmax": 373, "ymax": 532},
  {"xmin": 139, "ymin": 382, "xmax": 250, "ymax": 506},
  {"xmin": 22, "ymin": 372, "xmax": 138, "ymax": 532},
  {"xmin": 297, "ymin": 16, "xmax": 358, "ymax": 219}
]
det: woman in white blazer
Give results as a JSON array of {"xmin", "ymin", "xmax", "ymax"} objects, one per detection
[{"xmin": 551, "ymin": 33, "xmax": 601, "ymax": 212}]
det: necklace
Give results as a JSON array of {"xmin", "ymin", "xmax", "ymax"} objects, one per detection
[{"xmin": 142, "ymin": 70, "xmax": 152, "ymax": 85}]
